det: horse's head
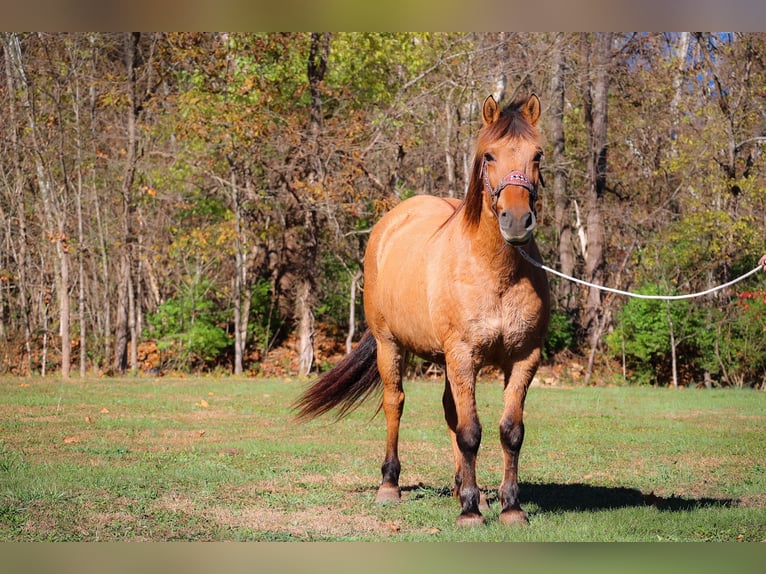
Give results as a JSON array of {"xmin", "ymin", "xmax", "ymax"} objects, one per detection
[{"xmin": 473, "ymin": 94, "xmax": 543, "ymax": 246}]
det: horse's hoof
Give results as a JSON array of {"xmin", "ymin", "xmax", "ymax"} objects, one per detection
[
  {"xmin": 375, "ymin": 485, "xmax": 401, "ymax": 504},
  {"xmin": 499, "ymin": 509, "xmax": 529, "ymax": 525},
  {"xmin": 456, "ymin": 512, "xmax": 485, "ymax": 527}
]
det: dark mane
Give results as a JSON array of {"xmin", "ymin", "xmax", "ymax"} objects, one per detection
[{"xmin": 459, "ymin": 96, "xmax": 539, "ymax": 230}]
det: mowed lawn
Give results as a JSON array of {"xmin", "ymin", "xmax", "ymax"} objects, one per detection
[{"xmin": 0, "ymin": 375, "xmax": 764, "ymax": 541}]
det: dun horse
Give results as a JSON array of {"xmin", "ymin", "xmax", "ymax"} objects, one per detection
[{"xmin": 295, "ymin": 94, "xmax": 550, "ymax": 526}]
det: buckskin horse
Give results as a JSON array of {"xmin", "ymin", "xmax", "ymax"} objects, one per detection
[{"xmin": 295, "ymin": 94, "xmax": 550, "ymax": 526}]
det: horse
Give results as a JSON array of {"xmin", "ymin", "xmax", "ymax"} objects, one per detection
[{"xmin": 295, "ymin": 94, "xmax": 550, "ymax": 526}]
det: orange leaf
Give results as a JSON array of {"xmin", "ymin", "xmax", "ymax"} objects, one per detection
[{"xmin": 63, "ymin": 436, "xmax": 80, "ymax": 444}]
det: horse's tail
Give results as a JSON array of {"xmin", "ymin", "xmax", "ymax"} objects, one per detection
[{"xmin": 293, "ymin": 329, "xmax": 382, "ymax": 421}]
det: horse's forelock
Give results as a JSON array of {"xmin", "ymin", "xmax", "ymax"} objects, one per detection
[{"xmin": 483, "ymin": 98, "xmax": 538, "ymax": 144}]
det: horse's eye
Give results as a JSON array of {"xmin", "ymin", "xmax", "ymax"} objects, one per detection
[
  {"xmin": 484, "ymin": 152, "xmax": 495, "ymax": 162},
  {"xmin": 533, "ymin": 152, "xmax": 543, "ymax": 163}
]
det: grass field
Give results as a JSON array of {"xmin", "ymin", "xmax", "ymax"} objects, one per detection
[{"xmin": 0, "ymin": 375, "xmax": 764, "ymax": 542}]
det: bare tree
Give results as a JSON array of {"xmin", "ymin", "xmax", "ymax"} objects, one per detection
[
  {"xmin": 550, "ymin": 33, "xmax": 576, "ymax": 311},
  {"xmin": 582, "ymin": 33, "xmax": 611, "ymax": 364}
]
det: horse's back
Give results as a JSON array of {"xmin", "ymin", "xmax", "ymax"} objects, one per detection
[
  {"xmin": 366, "ymin": 194, "xmax": 459, "ymax": 272},
  {"xmin": 363, "ymin": 194, "xmax": 459, "ymax": 355}
]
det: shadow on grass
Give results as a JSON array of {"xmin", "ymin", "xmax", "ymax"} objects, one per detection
[{"xmin": 401, "ymin": 482, "xmax": 736, "ymax": 512}]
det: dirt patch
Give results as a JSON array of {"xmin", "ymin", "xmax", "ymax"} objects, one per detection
[{"xmin": 153, "ymin": 491, "xmax": 394, "ymax": 539}]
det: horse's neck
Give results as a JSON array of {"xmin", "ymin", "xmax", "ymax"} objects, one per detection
[{"xmin": 466, "ymin": 212, "xmax": 527, "ymax": 282}]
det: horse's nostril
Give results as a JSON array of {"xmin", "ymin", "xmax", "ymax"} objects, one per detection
[{"xmin": 524, "ymin": 212, "xmax": 536, "ymax": 230}]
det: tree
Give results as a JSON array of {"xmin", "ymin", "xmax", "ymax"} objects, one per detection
[
  {"xmin": 581, "ymin": 33, "xmax": 612, "ymax": 379},
  {"xmin": 550, "ymin": 33, "xmax": 576, "ymax": 312}
]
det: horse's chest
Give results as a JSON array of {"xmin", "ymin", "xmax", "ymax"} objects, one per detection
[{"xmin": 473, "ymin": 291, "xmax": 543, "ymax": 350}]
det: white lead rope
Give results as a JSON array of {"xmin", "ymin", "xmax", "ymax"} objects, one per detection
[{"xmin": 517, "ymin": 247, "xmax": 764, "ymax": 301}]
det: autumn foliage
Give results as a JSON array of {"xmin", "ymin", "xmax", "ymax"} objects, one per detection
[{"xmin": 0, "ymin": 33, "xmax": 764, "ymax": 387}]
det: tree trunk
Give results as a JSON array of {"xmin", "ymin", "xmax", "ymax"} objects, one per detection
[
  {"xmin": 229, "ymin": 162, "xmax": 247, "ymax": 375},
  {"xmin": 345, "ymin": 269, "xmax": 362, "ymax": 354},
  {"xmin": 2, "ymin": 34, "xmax": 33, "ymax": 375},
  {"xmin": 582, "ymin": 33, "xmax": 611, "ymax": 353},
  {"xmin": 295, "ymin": 32, "xmax": 331, "ymax": 375},
  {"xmin": 666, "ymin": 301, "xmax": 679, "ymax": 389},
  {"xmin": 70, "ymin": 45, "xmax": 88, "ymax": 378},
  {"xmin": 296, "ymin": 277, "xmax": 315, "ymax": 375},
  {"xmin": 114, "ymin": 32, "xmax": 140, "ymax": 373},
  {"xmin": 551, "ymin": 33, "xmax": 575, "ymax": 311}
]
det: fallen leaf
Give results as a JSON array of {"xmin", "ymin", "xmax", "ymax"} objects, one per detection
[
  {"xmin": 63, "ymin": 436, "xmax": 80, "ymax": 444},
  {"xmin": 85, "ymin": 416, "xmax": 93, "ymax": 424},
  {"xmin": 385, "ymin": 522, "xmax": 401, "ymax": 532},
  {"xmin": 196, "ymin": 399, "xmax": 209, "ymax": 408},
  {"xmin": 100, "ymin": 408, "xmax": 110, "ymax": 414},
  {"xmin": 198, "ymin": 430, "xmax": 206, "ymax": 437},
  {"xmin": 19, "ymin": 383, "xmax": 30, "ymax": 388}
]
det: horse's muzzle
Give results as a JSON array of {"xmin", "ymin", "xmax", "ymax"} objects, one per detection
[{"xmin": 498, "ymin": 209, "xmax": 536, "ymax": 245}]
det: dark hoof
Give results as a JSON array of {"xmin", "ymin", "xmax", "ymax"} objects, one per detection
[
  {"xmin": 375, "ymin": 484, "xmax": 401, "ymax": 504},
  {"xmin": 499, "ymin": 508, "xmax": 529, "ymax": 525},
  {"xmin": 456, "ymin": 512, "xmax": 485, "ymax": 527}
]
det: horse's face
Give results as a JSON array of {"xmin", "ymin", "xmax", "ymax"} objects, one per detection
[{"xmin": 480, "ymin": 95, "xmax": 543, "ymax": 246}]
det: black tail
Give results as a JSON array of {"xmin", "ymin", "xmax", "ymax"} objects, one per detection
[{"xmin": 293, "ymin": 330, "xmax": 381, "ymax": 421}]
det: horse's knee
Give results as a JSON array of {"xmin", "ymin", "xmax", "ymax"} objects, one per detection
[
  {"xmin": 456, "ymin": 419, "xmax": 482, "ymax": 455},
  {"xmin": 499, "ymin": 418, "xmax": 524, "ymax": 452}
]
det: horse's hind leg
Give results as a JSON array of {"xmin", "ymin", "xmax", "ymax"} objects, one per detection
[{"xmin": 374, "ymin": 337, "xmax": 405, "ymax": 504}]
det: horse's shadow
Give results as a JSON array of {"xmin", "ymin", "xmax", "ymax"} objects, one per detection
[{"xmin": 401, "ymin": 482, "xmax": 736, "ymax": 512}]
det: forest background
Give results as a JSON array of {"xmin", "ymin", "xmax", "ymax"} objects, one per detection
[{"xmin": 0, "ymin": 32, "xmax": 764, "ymax": 388}]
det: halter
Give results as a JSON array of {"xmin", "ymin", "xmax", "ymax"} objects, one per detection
[{"xmin": 481, "ymin": 158, "xmax": 537, "ymax": 208}]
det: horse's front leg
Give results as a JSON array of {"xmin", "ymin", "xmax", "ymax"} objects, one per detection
[
  {"xmin": 442, "ymin": 376, "xmax": 490, "ymax": 514},
  {"xmin": 498, "ymin": 349, "xmax": 540, "ymax": 525},
  {"xmin": 374, "ymin": 338, "xmax": 405, "ymax": 504},
  {"xmin": 444, "ymin": 355, "xmax": 484, "ymax": 526}
]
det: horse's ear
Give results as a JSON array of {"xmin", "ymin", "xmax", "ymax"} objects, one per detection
[
  {"xmin": 523, "ymin": 94, "xmax": 541, "ymax": 127},
  {"xmin": 482, "ymin": 95, "xmax": 500, "ymax": 127}
]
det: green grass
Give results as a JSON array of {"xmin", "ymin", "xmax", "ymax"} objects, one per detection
[{"xmin": 0, "ymin": 375, "xmax": 764, "ymax": 541}]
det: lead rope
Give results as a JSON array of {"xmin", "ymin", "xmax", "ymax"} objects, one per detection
[{"xmin": 517, "ymin": 247, "xmax": 763, "ymax": 301}]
